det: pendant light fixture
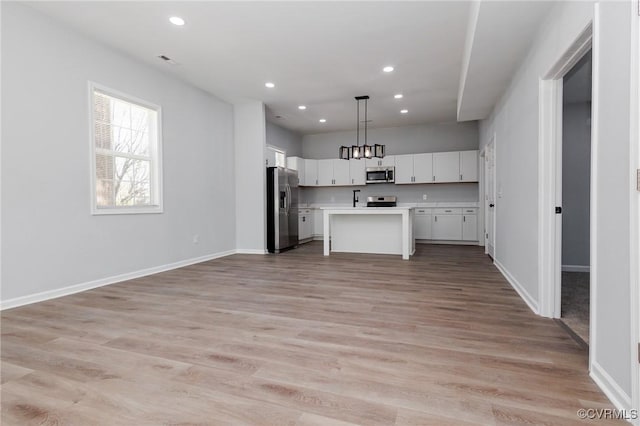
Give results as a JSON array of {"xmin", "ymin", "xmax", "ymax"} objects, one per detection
[{"xmin": 339, "ymin": 95, "xmax": 385, "ymax": 160}]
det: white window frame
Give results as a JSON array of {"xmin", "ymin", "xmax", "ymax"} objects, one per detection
[{"xmin": 88, "ymin": 82, "xmax": 163, "ymax": 215}]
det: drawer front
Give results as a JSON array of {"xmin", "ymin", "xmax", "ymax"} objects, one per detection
[
  {"xmin": 414, "ymin": 208, "xmax": 432, "ymax": 215},
  {"xmin": 433, "ymin": 208, "xmax": 462, "ymax": 215}
]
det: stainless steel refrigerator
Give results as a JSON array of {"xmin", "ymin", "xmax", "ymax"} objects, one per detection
[{"xmin": 266, "ymin": 167, "xmax": 299, "ymax": 253}]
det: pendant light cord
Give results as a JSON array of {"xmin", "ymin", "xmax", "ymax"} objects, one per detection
[{"xmin": 356, "ymin": 99, "xmax": 360, "ymax": 148}]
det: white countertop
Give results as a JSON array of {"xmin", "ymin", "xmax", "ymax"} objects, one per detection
[
  {"xmin": 301, "ymin": 201, "xmax": 479, "ymax": 209},
  {"xmin": 320, "ymin": 206, "xmax": 412, "ymax": 212}
]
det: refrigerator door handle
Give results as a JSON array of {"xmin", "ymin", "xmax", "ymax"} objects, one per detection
[{"xmin": 286, "ymin": 184, "xmax": 291, "ymax": 214}]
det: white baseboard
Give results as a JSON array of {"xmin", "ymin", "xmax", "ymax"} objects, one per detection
[
  {"xmin": 562, "ymin": 264, "xmax": 591, "ymax": 273},
  {"xmin": 0, "ymin": 249, "xmax": 237, "ymax": 311},
  {"xmin": 235, "ymin": 249, "xmax": 267, "ymax": 255},
  {"xmin": 494, "ymin": 260, "xmax": 539, "ymax": 314},
  {"xmin": 416, "ymin": 239, "xmax": 478, "ymax": 246},
  {"xmin": 590, "ymin": 361, "xmax": 633, "ymax": 418}
]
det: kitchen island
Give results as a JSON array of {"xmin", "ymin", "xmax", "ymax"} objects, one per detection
[{"xmin": 321, "ymin": 207, "xmax": 415, "ymax": 260}]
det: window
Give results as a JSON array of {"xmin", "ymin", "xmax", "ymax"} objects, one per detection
[{"xmin": 90, "ymin": 83, "xmax": 162, "ymax": 214}]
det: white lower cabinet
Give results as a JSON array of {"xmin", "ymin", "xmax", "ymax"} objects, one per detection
[
  {"xmin": 462, "ymin": 208, "xmax": 477, "ymax": 241},
  {"xmin": 414, "ymin": 208, "xmax": 432, "ymax": 239},
  {"xmin": 312, "ymin": 209, "xmax": 324, "ymax": 238},
  {"xmin": 298, "ymin": 209, "xmax": 313, "ymax": 241},
  {"xmin": 432, "ymin": 208, "xmax": 463, "ymax": 240}
]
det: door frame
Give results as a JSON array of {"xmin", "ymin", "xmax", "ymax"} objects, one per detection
[
  {"xmin": 537, "ymin": 23, "xmax": 593, "ymax": 320},
  {"xmin": 481, "ymin": 136, "xmax": 496, "ymax": 258},
  {"xmin": 479, "ymin": 147, "xmax": 486, "ymax": 250}
]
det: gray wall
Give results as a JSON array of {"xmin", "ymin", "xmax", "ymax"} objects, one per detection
[
  {"xmin": 301, "ymin": 122, "xmax": 479, "ymax": 204},
  {"xmin": 234, "ymin": 102, "xmax": 266, "ymax": 252},
  {"xmin": 266, "ymin": 121, "xmax": 302, "ymax": 157},
  {"xmin": 1, "ymin": 3, "xmax": 236, "ymax": 302},
  {"xmin": 561, "ymin": 102, "xmax": 591, "ymax": 268},
  {"xmin": 303, "ymin": 121, "xmax": 478, "ymax": 158},
  {"xmin": 480, "ymin": 0, "xmax": 633, "ymax": 401}
]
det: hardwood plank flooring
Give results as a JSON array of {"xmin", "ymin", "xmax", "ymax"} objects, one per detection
[{"xmin": 1, "ymin": 242, "xmax": 621, "ymax": 425}]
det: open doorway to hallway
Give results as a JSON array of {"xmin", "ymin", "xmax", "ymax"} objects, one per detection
[{"xmin": 559, "ymin": 50, "xmax": 592, "ymax": 346}]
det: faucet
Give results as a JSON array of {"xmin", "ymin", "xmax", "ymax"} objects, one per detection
[{"xmin": 352, "ymin": 189, "xmax": 361, "ymax": 208}]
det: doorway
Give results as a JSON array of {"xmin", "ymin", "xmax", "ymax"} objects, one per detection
[{"xmin": 559, "ymin": 51, "xmax": 592, "ymax": 345}]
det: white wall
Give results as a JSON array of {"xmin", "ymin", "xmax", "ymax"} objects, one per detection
[
  {"xmin": 592, "ymin": 0, "xmax": 632, "ymax": 402},
  {"xmin": 562, "ymin": 102, "xmax": 591, "ymax": 268},
  {"xmin": 302, "ymin": 122, "xmax": 479, "ymax": 204},
  {"xmin": 479, "ymin": 0, "xmax": 633, "ymax": 407},
  {"xmin": 303, "ymin": 121, "xmax": 478, "ymax": 158},
  {"xmin": 234, "ymin": 102, "xmax": 266, "ymax": 252},
  {"xmin": 1, "ymin": 3, "xmax": 236, "ymax": 304},
  {"xmin": 266, "ymin": 121, "xmax": 302, "ymax": 158}
]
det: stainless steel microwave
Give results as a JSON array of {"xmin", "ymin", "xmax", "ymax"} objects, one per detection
[{"xmin": 366, "ymin": 166, "xmax": 395, "ymax": 184}]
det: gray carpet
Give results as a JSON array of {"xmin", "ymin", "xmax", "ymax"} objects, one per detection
[{"xmin": 561, "ymin": 271, "xmax": 590, "ymax": 344}]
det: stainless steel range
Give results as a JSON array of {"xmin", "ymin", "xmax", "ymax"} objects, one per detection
[{"xmin": 366, "ymin": 196, "xmax": 397, "ymax": 207}]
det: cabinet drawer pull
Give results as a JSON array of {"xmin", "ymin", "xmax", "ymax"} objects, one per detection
[{"xmin": 445, "ymin": 210, "xmax": 452, "ymax": 212}]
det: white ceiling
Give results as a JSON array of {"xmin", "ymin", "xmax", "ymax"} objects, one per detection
[{"xmin": 27, "ymin": 1, "xmax": 553, "ymax": 135}]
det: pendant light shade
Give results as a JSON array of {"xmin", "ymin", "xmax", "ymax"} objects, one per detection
[
  {"xmin": 339, "ymin": 146, "xmax": 350, "ymax": 160},
  {"xmin": 363, "ymin": 144, "xmax": 372, "ymax": 159},
  {"xmin": 337, "ymin": 95, "xmax": 385, "ymax": 160},
  {"xmin": 351, "ymin": 145, "xmax": 362, "ymax": 159}
]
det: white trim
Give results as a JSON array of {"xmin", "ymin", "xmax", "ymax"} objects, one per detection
[
  {"xmin": 629, "ymin": 0, "xmax": 640, "ymax": 419},
  {"xmin": 538, "ymin": 23, "xmax": 593, "ymax": 320},
  {"xmin": 494, "ymin": 260, "xmax": 539, "ymax": 314},
  {"xmin": 561, "ymin": 265, "xmax": 590, "ymax": 273},
  {"xmin": 538, "ymin": 78, "xmax": 563, "ymax": 319},
  {"xmin": 589, "ymin": 3, "xmax": 600, "ymax": 378},
  {"xmin": 235, "ymin": 249, "xmax": 268, "ymax": 255},
  {"xmin": 88, "ymin": 81, "xmax": 164, "ymax": 215},
  {"xmin": 590, "ymin": 361, "xmax": 633, "ymax": 413},
  {"xmin": 0, "ymin": 249, "xmax": 236, "ymax": 311}
]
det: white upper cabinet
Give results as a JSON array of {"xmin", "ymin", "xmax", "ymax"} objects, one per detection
[
  {"xmin": 395, "ymin": 153, "xmax": 433, "ymax": 184},
  {"xmin": 287, "ymin": 157, "xmax": 306, "ymax": 185},
  {"xmin": 433, "ymin": 152, "xmax": 461, "ymax": 183},
  {"xmin": 365, "ymin": 155, "xmax": 395, "ymax": 168},
  {"xmin": 317, "ymin": 159, "xmax": 352, "ymax": 186},
  {"xmin": 394, "ymin": 154, "xmax": 414, "ymax": 184},
  {"xmin": 460, "ymin": 150, "xmax": 479, "ymax": 182},
  {"xmin": 413, "ymin": 153, "xmax": 434, "ymax": 183},
  {"xmin": 317, "ymin": 159, "xmax": 334, "ymax": 186},
  {"xmin": 349, "ymin": 159, "xmax": 366, "ymax": 185},
  {"xmin": 333, "ymin": 159, "xmax": 350, "ymax": 185},
  {"xmin": 304, "ymin": 159, "xmax": 318, "ymax": 186}
]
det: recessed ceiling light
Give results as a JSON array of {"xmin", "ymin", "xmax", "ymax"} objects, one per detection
[
  {"xmin": 383, "ymin": 66, "xmax": 394, "ymax": 73},
  {"xmin": 298, "ymin": 105, "xmax": 306, "ymax": 110},
  {"xmin": 400, "ymin": 109, "xmax": 408, "ymax": 114},
  {"xmin": 394, "ymin": 94, "xmax": 403, "ymax": 99},
  {"xmin": 265, "ymin": 82, "xmax": 275, "ymax": 88},
  {"xmin": 169, "ymin": 16, "xmax": 185, "ymax": 26},
  {"xmin": 319, "ymin": 119, "xmax": 327, "ymax": 123}
]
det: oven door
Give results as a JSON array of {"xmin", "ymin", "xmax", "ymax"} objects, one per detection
[{"xmin": 366, "ymin": 168, "xmax": 389, "ymax": 183}]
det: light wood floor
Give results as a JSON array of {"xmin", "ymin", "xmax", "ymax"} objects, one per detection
[{"xmin": 1, "ymin": 242, "xmax": 620, "ymax": 425}]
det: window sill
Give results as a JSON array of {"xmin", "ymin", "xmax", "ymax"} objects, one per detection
[{"xmin": 91, "ymin": 205, "xmax": 163, "ymax": 215}]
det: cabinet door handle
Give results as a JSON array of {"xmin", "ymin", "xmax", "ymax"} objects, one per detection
[
  {"xmin": 463, "ymin": 216, "xmax": 466, "ymax": 222},
  {"xmin": 435, "ymin": 216, "xmax": 437, "ymax": 222},
  {"xmin": 433, "ymin": 176, "xmax": 435, "ymax": 181},
  {"xmin": 352, "ymin": 178, "xmax": 354, "ymax": 184},
  {"xmin": 460, "ymin": 174, "xmax": 463, "ymax": 181}
]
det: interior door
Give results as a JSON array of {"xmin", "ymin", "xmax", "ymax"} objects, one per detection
[{"xmin": 485, "ymin": 141, "xmax": 496, "ymax": 258}]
